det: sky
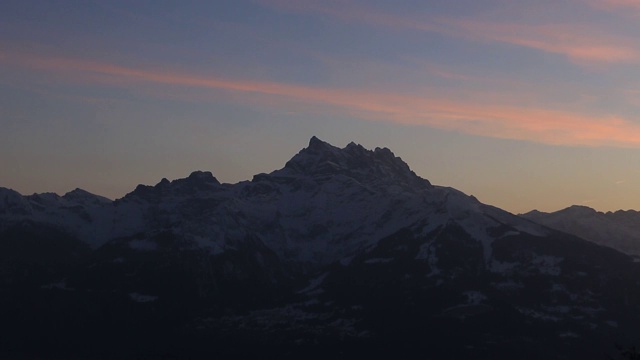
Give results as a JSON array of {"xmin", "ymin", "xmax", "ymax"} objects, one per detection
[{"xmin": 2, "ymin": 0, "xmax": 640, "ymax": 214}]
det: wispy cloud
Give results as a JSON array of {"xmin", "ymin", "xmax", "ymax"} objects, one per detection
[
  {"xmin": 259, "ymin": 0, "xmax": 640, "ymax": 64},
  {"xmin": 256, "ymin": 0, "xmax": 440, "ymax": 32},
  {"xmin": 5, "ymin": 52, "xmax": 640, "ymax": 147},
  {"xmin": 586, "ymin": 0, "xmax": 640, "ymax": 12},
  {"xmin": 451, "ymin": 20, "xmax": 640, "ymax": 64}
]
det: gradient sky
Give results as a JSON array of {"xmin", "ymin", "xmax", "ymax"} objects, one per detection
[{"xmin": 3, "ymin": 0, "xmax": 640, "ymax": 213}]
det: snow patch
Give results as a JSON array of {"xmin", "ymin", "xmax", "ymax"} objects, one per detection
[
  {"xmin": 464, "ymin": 291, "xmax": 487, "ymax": 305},
  {"xmin": 517, "ymin": 307, "xmax": 560, "ymax": 322},
  {"xmin": 532, "ymin": 254, "xmax": 563, "ymax": 276},
  {"xmin": 298, "ymin": 273, "xmax": 328, "ymax": 295},
  {"xmin": 42, "ymin": 281, "xmax": 73, "ymax": 290},
  {"xmin": 415, "ymin": 237, "xmax": 441, "ymax": 276},
  {"xmin": 490, "ymin": 260, "xmax": 519, "ymax": 274},
  {"xmin": 298, "ymin": 272, "xmax": 329, "ymax": 294}
]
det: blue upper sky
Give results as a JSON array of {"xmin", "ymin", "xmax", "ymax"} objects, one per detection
[{"xmin": 3, "ymin": 0, "xmax": 640, "ymax": 213}]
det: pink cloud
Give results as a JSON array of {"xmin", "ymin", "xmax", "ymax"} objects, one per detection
[
  {"xmin": 259, "ymin": 0, "xmax": 640, "ymax": 64},
  {"xmin": 452, "ymin": 20, "xmax": 640, "ymax": 64},
  {"xmin": 587, "ymin": 0, "xmax": 640, "ymax": 11},
  {"xmin": 5, "ymin": 52, "xmax": 640, "ymax": 147}
]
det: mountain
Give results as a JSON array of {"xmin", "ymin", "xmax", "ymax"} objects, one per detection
[
  {"xmin": 522, "ymin": 205, "xmax": 640, "ymax": 256},
  {"xmin": 2, "ymin": 137, "xmax": 640, "ymax": 359},
  {"xmin": 0, "ymin": 186, "xmax": 113, "ymax": 249}
]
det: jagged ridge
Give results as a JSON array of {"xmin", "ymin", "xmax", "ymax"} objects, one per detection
[{"xmin": 2, "ymin": 137, "xmax": 640, "ymax": 359}]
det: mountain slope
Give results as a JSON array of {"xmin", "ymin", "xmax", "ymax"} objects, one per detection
[
  {"xmin": 0, "ymin": 186, "xmax": 114, "ymax": 249},
  {"xmin": 1, "ymin": 137, "xmax": 640, "ymax": 359},
  {"xmin": 522, "ymin": 205, "xmax": 640, "ymax": 256}
]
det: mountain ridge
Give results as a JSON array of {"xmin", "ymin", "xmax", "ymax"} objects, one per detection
[
  {"xmin": 522, "ymin": 205, "xmax": 640, "ymax": 256},
  {"xmin": 2, "ymin": 137, "xmax": 640, "ymax": 359}
]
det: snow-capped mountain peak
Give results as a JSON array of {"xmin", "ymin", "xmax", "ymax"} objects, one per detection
[
  {"xmin": 4, "ymin": 138, "xmax": 640, "ymax": 359},
  {"xmin": 277, "ymin": 136, "xmax": 431, "ymax": 192},
  {"xmin": 0, "ymin": 137, "xmax": 548, "ymax": 266}
]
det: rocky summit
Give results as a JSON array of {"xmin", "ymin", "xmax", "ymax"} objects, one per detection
[{"xmin": 1, "ymin": 137, "xmax": 640, "ymax": 359}]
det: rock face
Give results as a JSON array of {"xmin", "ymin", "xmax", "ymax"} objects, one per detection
[{"xmin": 1, "ymin": 137, "xmax": 640, "ymax": 359}]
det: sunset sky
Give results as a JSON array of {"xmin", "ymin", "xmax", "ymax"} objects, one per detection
[{"xmin": 3, "ymin": 0, "xmax": 640, "ymax": 213}]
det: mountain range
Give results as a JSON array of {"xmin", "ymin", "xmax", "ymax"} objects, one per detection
[
  {"xmin": 1, "ymin": 137, "xmax": 639, "ymax": 359},
  {"xmin": 523, "ymin": 206, "xmax": 640, "ymax": 257}
]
